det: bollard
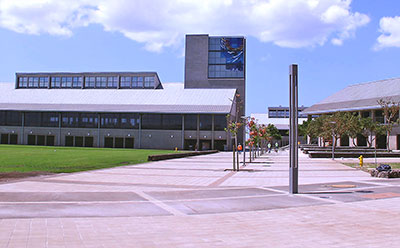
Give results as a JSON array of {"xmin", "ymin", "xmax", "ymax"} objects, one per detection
[{"xmin": 359, "ymin": 155, "xmax": 363, "ymax": 167}]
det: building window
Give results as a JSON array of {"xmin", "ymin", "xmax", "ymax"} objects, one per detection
[
  {"xmin": 144, "ymin": 76, "xmax": 155, "ymax": 88},
  {"xmin": 120, "ymin": 114, "xmax": 140, "ymax": 129},
  {"xmin": 18, "ymin": 77, "xmax": 28, "ymax": 88},
  {"xmin": 0, "ymin": 111, "xmax": 6, "ymax": 125},
  {"xmin": 107, "ymin": 77, "xmax": 118, "ymax": 88},
  {"xmin": 132, "ymin": 77, "xmax": 143, "ymax": 88},
  {"xmin": 208, "ymin": 37, "xmax": 244, "ymax": 78},
  {"xmin": 80, "ymin": 113, "xmax": 98, "ymax": 128},
  {"xmin": 5, "ymin": 111, "xmax": 22, "ymax": 126},
  {"xmin": 95, "ymin": 77, "xmax": 107, "ymax": 88},
  {"xmin": 51, "ymin": 77, "xmax": 61, "ymax": 88},
  {"xmin": 39, "ymin": 77, "xmax": 49, "ymax": 88},
  {"xmin": 24, "ymin": 112, "xmax": 42, "ymax": 127},
  {"xmin": 199, "ymin": 115, "xmax": 212, "ymax": 130},
  {"xmin": 184, "ymin": 115, "xmax": 197, "ymax": 130},
  {"xmin": 162, "ymin": 114, "xmax": 182, "ymax": 130},
  {"xmin": 27, "ymin": 77, "xmax": 39, "ymax": 88},
  {"xmin": 61, "ymin": 77, "xmax": 73, "ymax": 88},
  {"xmin": 375, "ymin": 110, "xmax": 384, "ymax": 123},
  {"xmin": 72, "ymin": 77, "xmax": 83, "ymax": 88},
  {"xmin": 121, "ymin": 77, "xmax": 131, "ymax": 88},
  {"xmin": 101, "ymin": 114, "xmax": 119, "ymax": 128},
  {"xmin": 85, "ymin": 77, "xmax": 95, "ymax": 88},
  {"xmin": 142, "ymin": 114, "xmax": 162, "ymax": 129},
  {"xmin": 214, "ymin": 115, "xmax": 227, "ymax": 131},
  {"xmin": 41, "ymin": 112, "xmax": 59, "ymax": 127},
  {"xmin": 61, "ymin": 113, "xmax": 80, "ymax": 127}
]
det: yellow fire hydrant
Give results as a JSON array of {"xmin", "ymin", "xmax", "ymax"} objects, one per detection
[{"xmin": 359, "ymin": 155, "xmax": 363, "ymax": 167}]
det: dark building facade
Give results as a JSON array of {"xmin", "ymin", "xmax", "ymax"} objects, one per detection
[{"xmin": 185, "ymin": 34, "xmax": 246, "ymax": 144}]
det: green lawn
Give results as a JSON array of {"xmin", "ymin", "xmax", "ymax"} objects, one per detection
[
  {"xmin": 343, "ymin": 162, "xmax": 400, "ymax": 169},
  {"xmin": 0, "ymin": 145, "xmax": 180, "ymax": 173}
]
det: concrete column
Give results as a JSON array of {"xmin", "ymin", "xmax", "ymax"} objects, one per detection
[
  {"xmin": 58, "ymin": 113, "xmax": 62, "ymax": 146},
  {"xmin": 21, "ymin": 112, "xmax": 25, "ymax": 144},
  {"xmin": 211, "ymin": 115, "xmax": 215, "ymax": 150},
  {"xmin": 196, "ymin": 114, "xmax": 200, "ymax": 151},
  {"xmin": 97, "ymin": 113, "xmax": 101, "ymax": 147},
  {"xmin": 138, "ymin": 114, "xmax": 142, "ymax": 149},
  {"xmin": 181, "ymin": 115, "xmax": 185, "ymax": 150}
]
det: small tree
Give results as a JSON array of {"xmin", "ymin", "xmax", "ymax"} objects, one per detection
[
  {"xmin": 378, "ymin": 98, "xmax": 400, "ymax": 150},
  {"xmin": 225, "ymin": 114, "xmax": 243, "ymax": 171},
  {"xmin": 359, "ymin": 117, "xmax": 386, "ymax": 148}
]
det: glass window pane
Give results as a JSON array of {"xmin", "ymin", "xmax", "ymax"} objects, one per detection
[
  {"xmin": 120, "ymin": 113, "xmax": 140, "ymax": 129},
  {"xmin": 72, "ymin": 77, "xmax": 83, "ymax": 88},
  {"xmin": 5, "ymin": 111, "xmax": 21, "ymax": 126},
  {"xmin": 51, "ymin": 77, "xmax": 61, "ymax": 88},
  {"xmin": 199, "ymin": 115, "xmax": 212, "ymax": 130},
  {"xmin": 100, "ymin": 113, "xmax": 120, "ymax": 128},
  {"xmin": 184, "ymin": 115, "xmax": 197, "ymax": 130},
  {"xmin": 39, "ymin": 77, "xmax": 49, "ymax": 88},
  {"xmin": 162, "ymin": 114, "xmax": 182, "ymax": 130},
  {"xmin": 142, "ymin": 114, "xmax": 162, "ymax": 129},
  {"xmin": 41, "ymin": 112, "xmax": 59, "ymax": 127},
  {"xmin": 24, "ymin": 112, "xmax": 41, "ymax": 127},
  {"xmin": 214, "ymin": 115, "xmax": 227, "ymax": 131}
]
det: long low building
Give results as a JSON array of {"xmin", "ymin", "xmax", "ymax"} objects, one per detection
[
  {"xmin": 303, "ymin": 77, "xmax": 400, "ymax": 150},
  {"xmin": 0, "ymin": 72, "xmax": 236, "ymax": 150}
]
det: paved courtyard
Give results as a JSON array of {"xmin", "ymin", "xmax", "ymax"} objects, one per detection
[{"xmin": 1, "ymin": 149, "xmax": 400, "ymax": 247}]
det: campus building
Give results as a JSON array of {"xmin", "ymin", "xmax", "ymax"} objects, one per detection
[
  {"xmin": 303, "ymin": 77, "xmax": 400, "ymax": 150},
  {"xmin": 0, "ymin": 35, "xmax": 246, "ymax": 150},
  {"xmin": 251, "ymin": 106, "xmax": 308, "ymax": 146}
]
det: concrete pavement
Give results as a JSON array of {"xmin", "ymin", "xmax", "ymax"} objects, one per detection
[{"xmin": 1, "ymin": 149, "xmax": 400, "ymax": 247}]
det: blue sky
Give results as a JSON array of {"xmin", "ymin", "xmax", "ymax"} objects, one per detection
[{"xmin": 1, "ymin": 0, "xmax": 400, "ymax": 115}]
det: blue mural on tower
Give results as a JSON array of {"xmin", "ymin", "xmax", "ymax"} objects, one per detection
[{"xmin": 220, "ymin": 38, "xmax": 244, "ymax": 71}]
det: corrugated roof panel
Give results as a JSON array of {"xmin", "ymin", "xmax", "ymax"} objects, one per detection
[{"xmin": 303, "ymin": 77, "xmax": 400, "ymax": 114}]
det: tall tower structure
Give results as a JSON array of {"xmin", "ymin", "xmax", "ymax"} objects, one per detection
[{"xmin": 184, "ymin": 34, "xmax": 246, "ymax": 145}]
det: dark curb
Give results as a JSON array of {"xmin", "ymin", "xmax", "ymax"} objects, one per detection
[{"xmin": 148, "ymin": 150, "xmax": 219, "ymax": 161}]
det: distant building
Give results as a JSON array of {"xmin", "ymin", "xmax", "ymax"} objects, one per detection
[
  {"xmin": 303, "ymin": 77, "xmax": 400, "ymax": 150},
  {"xmin": 251, "ymin": 106, "xmax": 308, "ymax": 146}
]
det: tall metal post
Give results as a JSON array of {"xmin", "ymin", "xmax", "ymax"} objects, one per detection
[{"xmin": 289, "ymin": 64, "xmax": 298, "ymax": 194}]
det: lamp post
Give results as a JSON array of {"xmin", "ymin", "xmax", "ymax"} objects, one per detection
[{"xmin": 330, "ymin": 121, "xmax": 336, "ymax": 160}]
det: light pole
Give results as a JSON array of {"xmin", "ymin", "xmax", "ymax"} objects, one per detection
[{"xmin": 330, "ymin": 121, "xmax": 336, "ymax": 160}]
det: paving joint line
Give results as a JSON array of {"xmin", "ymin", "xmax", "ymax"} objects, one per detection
[{"xmin": 133, "ymin": 191, "xmax": 186, "ymax": 216}]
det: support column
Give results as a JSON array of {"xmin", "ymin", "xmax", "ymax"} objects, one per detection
[
  {"xmin": 21, "ymin": 112, "xmax": 25, "ymax": 145},
  {"xmin": 181, "ymin": 115, "xmax": 185, "ymax": 150},
  {"xmin": 211, "ymin": 115, "xmax": 215, "ymax": 150},
  {"xmin": 196, "ymin": 114, "xmax": 200, "ymax": 151},
  {"xmin": 58, "ymin": 113, "xmax": 62, "ymax": 146},
  {"xmin": 97, "ymin": 113, "xmax": 101, "ymax": 147},
  {"xmin": 139, "ymin": 114, "xmax": 142, "ymax": 149}
]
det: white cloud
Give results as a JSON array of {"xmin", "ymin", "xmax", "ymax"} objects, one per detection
[
  {"xmin": 375, "ymin": 16, "xmax": 400, "ymax": 50},
  {"xmin": 0, "ymin": 0, "xmax": 370, "ymax": 52}
]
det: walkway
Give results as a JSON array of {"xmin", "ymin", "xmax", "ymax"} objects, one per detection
[{"xmin": 0, "ymin": 150, "xmax": 400, "ymax": 247}]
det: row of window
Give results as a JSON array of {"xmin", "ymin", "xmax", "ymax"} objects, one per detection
[
  {"xmin": 17, "ymin": 76, "xmax": 156, "ymax": 89},
  {"xmin": 268, "ymin": 110, "xmax": 308, "ymax": 118},
  {"xmin": 0, "ymin": 111, "xmax": 227, "ymax": 131}
]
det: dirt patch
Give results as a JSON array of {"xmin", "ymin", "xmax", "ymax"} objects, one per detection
[{"xmin": 0, "ymin": 172, "xmax": 54, "ymax": 183}]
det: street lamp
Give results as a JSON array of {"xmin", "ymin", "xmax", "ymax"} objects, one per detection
[{"xmin": 330, "ymin": 121, "xmax": 336, "ymax": 160}]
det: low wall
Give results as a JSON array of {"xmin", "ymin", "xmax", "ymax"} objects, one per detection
[
  {"xmin": 308, "ymin": 151, "xmax": 400, "ymax": 158},
  {"xmin": 148, "ymin": 150, "xmax": 219, "ymax": 161}
]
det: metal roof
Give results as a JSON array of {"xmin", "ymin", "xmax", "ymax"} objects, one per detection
[
  {"xmin": 0, "ymin": 82, "xmax": 236, "ymax": 114},
  {"xmin": 303, "ymin": 77, "xmax": 400, "ymax": 114}
]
